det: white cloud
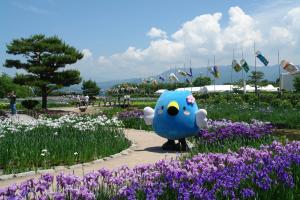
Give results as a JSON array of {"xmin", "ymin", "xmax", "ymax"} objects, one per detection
[
  {"xmin": 97, "ymin": 56, "xmax": 111, "ymax": 65},
  {"xmin": 147, "ymin": 27, "xmax": 168, "ymax": 39},
  {"xmin": 269, "ymin": 27, "xmax": 293, "ymax": 44},
  {"xmin": 286, "ymin": 7, "xmax": 300, "ymax": 28},
  {"xmin": 11, "ymin": 1, "xmax": 51, "ymax": 15},
  {"xmin": 72, "ymin": 5, "xmax": 300, "ymax": 81},
  {"xmin": 223, "ymin": 7, "xmax": 262, "ymax": 48},
  {"xmin": 82, "ymin": 49, "xmax": 92, "ymax": 59},
  {"xmin": 172, "ymin": 12, "xmax": 223, "ymax": 53}
]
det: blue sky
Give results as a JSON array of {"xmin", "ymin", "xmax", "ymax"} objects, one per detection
[{"xmin": 1, "ymin": 0, "xmax": 300, "ymax": 80}]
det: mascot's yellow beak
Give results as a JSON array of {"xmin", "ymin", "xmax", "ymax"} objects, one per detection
[{"xmin": 167, "ymin": 101, "xmax": 179, "ymax": 116}]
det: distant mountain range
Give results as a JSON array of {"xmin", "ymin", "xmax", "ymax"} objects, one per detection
[
  {"xmin": 2, "ymin": 64, "xmax": 289, "ymax": 93},
  {"xmin": 95, "ymin": 64, "xmax": 283, "ymax": 91},
  {"xmin": 62, "ymin": 64, "xmax": 284, "ymax": 92}
]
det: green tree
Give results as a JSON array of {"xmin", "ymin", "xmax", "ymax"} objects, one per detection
[
  {"xmin": 248, "ymin": 71, "xmax": 264, "ymax": 85},
  {"xmin": 0, "ymin": 73, "xmax": 32, "ymax": 98},
  {"xmin": 259, "ymin": 79, "xmax": 270, "ymax": 86},
  {"xmin": 192, "ymin": 76, "xmax": 211, "ymax": 87},
  {"xmin": 231, "ymin": 79, "xmax": 244, "ymax": 88},
  {"xmin": 82, "ymin": 80, "xmax": 100, "ymax": 97},
  {"xmin": 4, "ymin": 34, "xmax": 83, "ymax": 108},
  {"xmin": 293, "ymin": 75, "xmax": 300, "ymax": 92}
]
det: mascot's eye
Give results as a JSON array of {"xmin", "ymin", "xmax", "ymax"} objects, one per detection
[
  {"xmin": 161, "ymin": 106, "xmax": 164, "ymax": 110},
  {"xmin": 183, "ymin": 106, "xmax": 186, "ymax": 110}
]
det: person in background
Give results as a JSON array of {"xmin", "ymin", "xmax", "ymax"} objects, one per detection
[
  {"xmin": 76, "ymin": 95, "xmax": 81, "ymax": 107},
  {"xmin": 84, "ymin": 95, "xmax": 89, "ymax": 107},
  {"xmin": 7, "ymin": 91, "xmax": 17, "ymax": 115}
]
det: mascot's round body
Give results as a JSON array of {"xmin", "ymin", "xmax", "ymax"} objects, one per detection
[
  {"xmin": 143, "ymin": 90, "xmax": 208, "ymax": 151},
  {"xmin": 153, "ymin": 90, "xmax": 199, "ymax": 140}
]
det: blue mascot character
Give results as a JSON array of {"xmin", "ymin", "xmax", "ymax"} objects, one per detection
[{"xmin": 143, "ymin": 90, "xmax": 207, "ymax": 151}]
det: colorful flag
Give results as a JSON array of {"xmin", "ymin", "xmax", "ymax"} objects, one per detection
[
  {"xmin": 280, "ymin": 60, "xmax": 299, "ymax": 74},
  {"xmin": 208, "ymin": 66, "xmax": 212, "ymax": 73},
  {"xmin": 158, "ymin": 76, "xmax": 165, "ymax": 81},
  {"xmin": 211, "ymin": 65, "xmax": 220, "ymax": 78},
  {"xmin": 256, "ymin": 51, "xmax": 269, "ymax": 66},
  {"xmin": 240, "ymin": 59, "xmax": 250, "ymax": 73},
  {"xmin": 152, "ymin": 79, "xmax": 158, "ymax": 85},
  {"xmin": 178, "ymin": 69, "xmax": 188, "ymax": 76},
  {"xmin": 232, "ymin": 59, "xmax": 242, "ymax": 72},
  {"xmin": 187, "ymin": 67, "xmax": 193, "ymax": 77},
  {"xmin": 169, "ymin": 73, "xmax": 179, "ymax": 82}
]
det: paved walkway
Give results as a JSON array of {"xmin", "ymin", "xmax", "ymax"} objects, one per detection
[
  {"xmin": 0, "ymin": 129, "xmax": 180, "ymax": 188},
  {"xmin": 48, "ymin": 106, "xmax": 103, "ymax": 114}
]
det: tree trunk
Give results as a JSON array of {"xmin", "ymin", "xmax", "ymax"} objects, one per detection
[{"xmin": 41, "ymin": 86, "xmax": 47, "ymax": 109}]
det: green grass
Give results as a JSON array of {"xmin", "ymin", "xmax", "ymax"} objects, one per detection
[
  {"xmin": 101, "ymin": 107, "xmax": 124, "ymax": 118},
  {"xmin": 131, "ymin": 101, "xmax": 156, "ymax": 109},
  {"xmin": 0, "ymin": 125, "xmax": 130, "ymax": 174}
]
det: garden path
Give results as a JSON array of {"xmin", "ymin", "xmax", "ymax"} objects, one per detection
[
  {"xmin": 0, "ymin": 129, "xmax": 180, "ymax": 188},
  {"xmin": 48, "ymin": 106, "xmax": 102, "ymax": 114}
]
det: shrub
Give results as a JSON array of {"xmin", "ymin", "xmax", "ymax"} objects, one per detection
[
  {"xmin": 280, "ymin": 100, "xmax": 293, "ymax": 109},
  {"xmin": 271, "ymin": 99, "xmax": 281, "ymax": 107},
  {"xmin": 21, "ymin": 100, "xmax": 39, "ymax": 110},
  {"xmin": 0, "ymin": 103, "xmax": 9, "ymax": 110},
  {"xmin": 197, "ymin": 99, "xmax": 206, "ymax": 106},
  {"xmin": 232, "ymin": 95, "xmax": 243, "ymax": 104},
  {"xmin": 244, "ymin": 93, "xmax": 258, "ymax": 104},
  {"xmin": 296, "ymin": 102, "xmax": 300, "ymax": 109},
  {"xmin": 259, "ymin": 102, "xmax": 270, "ymax": 108}
]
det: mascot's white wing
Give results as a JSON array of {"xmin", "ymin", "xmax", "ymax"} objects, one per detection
[
  {"xmin": 143, "ymin": 107, "xmax": 154, "ymax": 125},
  {"xmin": 195, "ymin": 109, "xmax": 208, "ymax": 129}
]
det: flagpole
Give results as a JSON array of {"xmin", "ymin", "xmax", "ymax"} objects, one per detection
[
  {"xmin": 242, "ymin": 48, "xmax": 245, "ymax": 94},
  {"xmin": 214, "ymin": 55, "xmax": 216, "ymax": 93},
  {"xmin": 278, "ymin": 50, "xmax": 281, "ymax": 92},
  {"xmin": 207, "ymin": 59, "xmax": 209, "ymax": 77},
  {"xmin": 174, "ymin": 65, "xmax": 177, "ymax": 89},
  {"xmin": 231, "ymin": 49, "xmax": 234, "ymax": 92},
  {"xmin": 190, "ymin": 59, "xmax": 193, "ymax": 83},
  {"xmin": 190, "ymin": 59, "xmax": 192, "ymax": 92},
  {"xmin": 254, "ymin": 41, "xmax": 258, "ymax": 95}
]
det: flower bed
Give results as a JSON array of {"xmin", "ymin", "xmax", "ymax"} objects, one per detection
[
  {"xmin": 1, "ymin": 141, "xmax": 299, "ymax": 200},
  {"xmin": 0, "ymin": 115, "xmax": 129, "ymax": 174},
  {"xmin": 189, "ymin": 119, "xmax": 276, "ymax": 154},
  {"xmin": 117, "ymin": 110, "xmax": 152, "ymax": 131},
  {"xmin": 199, "ymin": 119, "xmax": 274, "ymax": 142},
  {"xmin": 117, "ymin": 110, "xmax": 143, "ymax": 120}
]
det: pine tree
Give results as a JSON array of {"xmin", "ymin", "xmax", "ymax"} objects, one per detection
[
  {"xmin": 82, "ymin": 80, "xmax": 100, "ymax": 97},
  {"xmin": 248, "ymin": 71, "xmax": 264, "ymax": 85},
  {"xmin": 4, "ymin": 34, "xmax": 83, "ymax": 109}
]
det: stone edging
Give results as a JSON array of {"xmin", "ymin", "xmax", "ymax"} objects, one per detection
[{"xmin": 0, "ymin": 132, "xmax": 137, "ymax": 181}]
